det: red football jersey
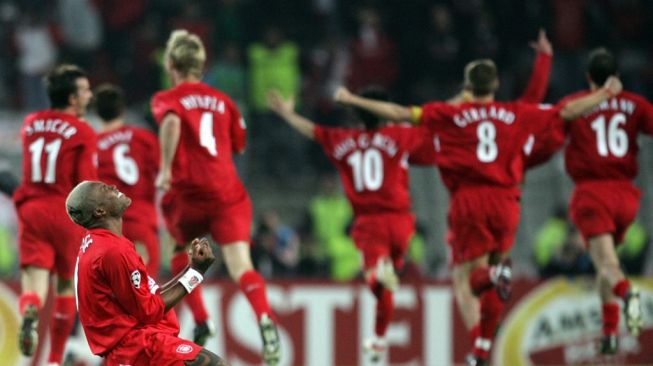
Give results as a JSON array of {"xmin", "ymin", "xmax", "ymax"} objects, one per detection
[
  {"xmin": 97, "ymin": 126, "xmax": 159, "ymax": 204},
  {"xmin": 151, "ymin": 82, "xmax": 246, "ymax": 199},
  {"xmin": 75, "ymin": 228, "xmax": 179, "ymax": 355},
  {"xmin": 418, "ymin": 101, "xmax": 562, "ymax": 192},
  {"xmin": 561, "ymin": 90, "xmax": 653, "ymax": 182},
  {"xmin": 14, "ymin": 110, "xmax": 97, "ymax": 205},
  {"xmin": 314, "ymin": 124, "xmax": 428, "ymax": 215}
]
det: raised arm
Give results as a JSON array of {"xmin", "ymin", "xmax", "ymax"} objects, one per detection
[
  {"xmin": 267, "ymin": 90, "xmax": 316, "ymax": 139},
  {"xmin": 560, "ymin": 76, "xmax": 623, "ymax": 121},
  {"xmin": 520, "ymin": 28, "xmax": 553, "ymax": 103},
  {"xmin": 156, "ymin": 113, "xmax": 181, "ymax": 191},
  {"xmin": 334, "ymin": 87, "xmax": 413, "ymax": 122}
]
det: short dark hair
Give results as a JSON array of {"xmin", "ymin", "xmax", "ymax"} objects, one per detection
[
  {"xmin": 464, "ymin": 59, "xmax": 498, "ymax": 96},
  {"xmin": 355, "ymin": 86, "xmax": 389, "ymax": 129},
  {"xmin": 94, "ymin": 84, "xmax": 125, "ymax": 121},
  {"xmin": 45, "ymin": 64, "xmax": 87, "ymax": 109},
  {"xmin": 587, "ymin": 48, "xmax": 617, "ymax": 86}
]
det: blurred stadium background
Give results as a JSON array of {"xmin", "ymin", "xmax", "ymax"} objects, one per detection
[{"xmin": 0, "ymin": 0, "xmax": 652, "ymax": 365}]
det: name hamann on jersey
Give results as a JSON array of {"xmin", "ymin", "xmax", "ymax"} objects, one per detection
[
  {"xmin": 334, "ymin": 133, "xmax": 398, "ymax": 160},
  {"xmin": 25, "ymin": 118, "xmax": 78, "ymax": 139},
  {"xmin": 180, "ymin": 95, "xmax": 225, "ymax": 113},
  {"xmin": 582, "ymin": 97, "xmax": 636, "ymax": 117},
  {"xmin": 98, "ymin": 129, "xmax": 133, "ymax": 150},
  {"xmin": 453, "ymin": 106, "xmax": 515, "ymax": 128}
]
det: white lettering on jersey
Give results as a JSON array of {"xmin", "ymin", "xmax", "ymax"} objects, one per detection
[
  {"xmin": 25, "ymin": 119, "xmax": 78, "ymax": 139},
  {"xmin": 98, "ymin": 129, "xmax": 134, "ymax": 150},
  {"xmin": 80, "ymin": 234, "xmax": 93, "ymax": 253},
  {"xmin": 180, "ymin": 94, "xmax": 225, "ymax": 113},
  {"xmin": 453, "ymin": 106, "xmax": 515, "ymax": 128}
]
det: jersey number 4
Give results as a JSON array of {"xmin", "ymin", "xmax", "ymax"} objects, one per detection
[
  {"xmin": 347, "ymin": 148, "xmax": 384, "ymax": 192},
  {"xmin": 591, "ymin": 113, "xmax": 628, "ymax": 157},
  {"xmin": 29, "ymin": 137, "xmax": 62, "ymax": 183}
]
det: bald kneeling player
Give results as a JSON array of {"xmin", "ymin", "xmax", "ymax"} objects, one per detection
[{"xmin": 66, "ymin": 181, "xmax": 229, "ymax": 366}]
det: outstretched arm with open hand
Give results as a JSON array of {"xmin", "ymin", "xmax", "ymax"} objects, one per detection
[
  {"xmin": 334, "ymin": 86, "xmax": 413, "ymax": 122},
  {"xmin": 266, "ymin": 90, "xmax": 316, "ymax": 139}
]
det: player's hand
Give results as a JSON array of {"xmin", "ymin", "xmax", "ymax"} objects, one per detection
[
  {"xmin": 266, "ymin": 90, "xmax": 295, "ymax": 114},
  {"xmin": 155, "ymin": 169, "xmax": 172, "ymax": 191},
  {"xmin": 603, "ymin": 76, "xmax": 622, "ymax": 97},
  {"xmin": 189, "ymin": 237, "xmax": 215, "ymax": 274},
  {"xmin": 333, "ymin": 86, "xmax": 353, "ymax": 104},
  {"xmin": 529, "ymin": 28, "xmax": 552, "ymax": 55}
]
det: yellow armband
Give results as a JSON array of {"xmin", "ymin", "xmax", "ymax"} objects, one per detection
[{"xmin": 410, "ymin": 106, "xmax": 423, "ymax": 124}]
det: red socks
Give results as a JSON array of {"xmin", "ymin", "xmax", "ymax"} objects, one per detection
[
  {"xmin": 171, "ymin": 251, "xmax": 208, "ymax": 324},
  {"xmin": 239, "ymin": 270, "xmax": 272, "ymax": 320},
  {"xmin": 48, "ymin": 296, "xmax": 76, "ymax": 364},
  {"xmin": 473, "ymin": 290, "xmax": 505, "ymax": 359},
  {"xmin": 367, "ymin": 275, "xmax": 394, "ymax": 337},
  {"xmin": 470, "ymin": 266, "xmax": 493, "ymax": 295},
  {"xmin": 612, "ymin": 279, "xmax": 630, "ymax": 299},
  {"xmin": 603, "ymin": 302, "xmax": 620, "ymax": 336},
  {"xmin": 19, "ymin": 292, "xmax": 41, "ymax": 314}
]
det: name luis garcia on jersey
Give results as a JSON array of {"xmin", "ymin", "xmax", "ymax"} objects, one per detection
[
  {"xmin": 453, "ymin": 106, "xmax": 515, "ymax": 128},
  {"xmin": 98, "ymin": 129, "xmax": 134, "ymax": 150},
  {"xmin": 333, "ymin": 133, "xmax": 398, "ymax": 160},
  {"xmin": 581, "ymin": 97, "xmax": 636, "ymax": 118},
  {"xmin": 25, "ymin": 119, "xmax": 78, "ymax": 139},
  {"xmin": 180, "ymin": 94, "xmax": 225, "ymax": 113}
]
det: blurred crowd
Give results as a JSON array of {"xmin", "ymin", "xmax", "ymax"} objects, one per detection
[{"xmin": 1, "ymin": 0, "xmax": 653, "ymax": 281}]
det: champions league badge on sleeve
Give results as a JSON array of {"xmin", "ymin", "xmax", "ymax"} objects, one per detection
[{"xmin": 131, "ymin": 270, "xmax": 141, "ymax": 289}]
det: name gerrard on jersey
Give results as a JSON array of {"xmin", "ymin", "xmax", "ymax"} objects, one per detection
[
  {"xmin": 453, "ymin": 106, "xmax": 516, "ymax": 128},
  {"xmin": 25, "ymin": 118, "xmax": 78, "ymax": 139},
  {"xmin": 333, "ymin": 132, "xmax": 399, "ymax": 160}
]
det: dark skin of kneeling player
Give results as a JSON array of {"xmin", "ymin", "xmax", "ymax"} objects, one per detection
[{"xmin": 67, "ymin": 181, "xmax": 229, "ymax": 366}]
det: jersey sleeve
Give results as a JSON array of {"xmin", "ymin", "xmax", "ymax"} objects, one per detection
[
  {"xmin": 102, "ymin": 247, "xmax": 165, "ymax": 325},
  {"xmin": 637, "ymin": 99, "xmax": 653, "ymax": 136},
  {"xmin": 150, "ymin": 92, "xmax": 182, "ymax": 124},
  {"xmin": 407, "ymin": 126, "xmax": 436, "ymax": 165},
  {"xmin": 75, "ymin": 125, "xmax": 98, "ymax": 182},
  {"xmin": 417, "ymin": 102, "xmax": 449, "ymax": 129},
  {"xmin": 227, "ymin": 98, "xmax": 247, "ymax": 153},
  {"xmin": 520, "ymin": 102, "xmax": 564, "ymax": 136},
  {"xmin": 313, "ymin": 125, "xmax": 336, "ymax": 156},
  {"xmin": 518, "ymin": 53, "xmax": 552, "ymax": 104}
]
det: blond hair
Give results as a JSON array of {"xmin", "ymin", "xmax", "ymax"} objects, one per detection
[{"xmin": 165, "ymin": 29, "xmax": 206, "ymax": 78}]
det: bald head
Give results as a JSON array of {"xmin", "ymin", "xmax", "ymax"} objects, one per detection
[
  {"xmin": 66, "ymin": 181, "xmax": 131, "ymax": 229},
  {"xmin": 66, "ymin": 181, "xmax": 101, "ymax": 228}
]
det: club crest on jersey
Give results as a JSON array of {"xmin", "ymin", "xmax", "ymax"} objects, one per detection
[
  {"xmin": 176, "ymin": 344, "xmax": 194, "ymax": 354},
  {"xmin": 130, "ymin": 270, "xmax": 141, "ymax": 288}
]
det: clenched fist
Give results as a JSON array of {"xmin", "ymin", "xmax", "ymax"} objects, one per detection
[
  {"xmin": 189, "ymin": 237, "xmax": 215, "ymax": 274},
  {"xmin": 603, "ymin": 76, "xmax": 622, "ymax": 97}
]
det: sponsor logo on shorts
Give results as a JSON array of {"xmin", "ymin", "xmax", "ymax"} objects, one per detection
[
  {"xmin": 176, "ymin": 344, "xmax": 194, "ymax": 354},
  {"xmin": 131, "ymin": 270, "xmax": 141, "ymax": 288}
]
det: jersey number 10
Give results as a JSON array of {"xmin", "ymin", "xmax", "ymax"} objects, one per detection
[{"xmin": 347, "ymin": 148, "xmax": 384, "ymax": 192}]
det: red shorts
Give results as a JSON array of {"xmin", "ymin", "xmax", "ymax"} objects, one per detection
[
  {"xmin": 447, "ymin": 187, "xmax": 521, "ymax": 264},
  {"xmin": 161, "ymin": 189, "xmax": 252, "ymax": 245},
  {"xmin": 16, "ymin": 197, "xmax": 85, "ymax": 278},
  {"xmin": 106, "ymin": 327, "xmax": 201, "ymax": 366},
  {"xmin": 351, "ymin": 212, "xmax": 415, "ymax": 270},
  {"xmin": 123, "ymin": 201, "xmax": 160, "ymax": 276},
  {"xmin": 570, "ymin": 180, "xmax": 640, "ymax": 245}
]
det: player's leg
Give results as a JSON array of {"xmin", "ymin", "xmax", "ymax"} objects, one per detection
[
  {"xmin": 171, "ymin": 244, "xmax": 211, "ymax": 343},
  {"xmin": 588, "ymin": 233, "xmax": 641, "ymax": 353},
  {"xmin": 362, "ymin": 257, "xmax": 395, "ymax": 363},
  {"xmin": 221, "ymin": 241, "xmax": 280, "ymax": 365},
  {"xmin": 18, "ymin": 265, "xmax": 49, "ymax": 356},
  {"xmin": 48, "ymin": 275, "xmax": 77, "ymax": 365},
  {"xmin": 185, "ymin": 348, "xmax": 231, "ymax": 366},
  {"xmin": 161, "ymin": 192, "xmax": 212, "ymax": 344}
]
